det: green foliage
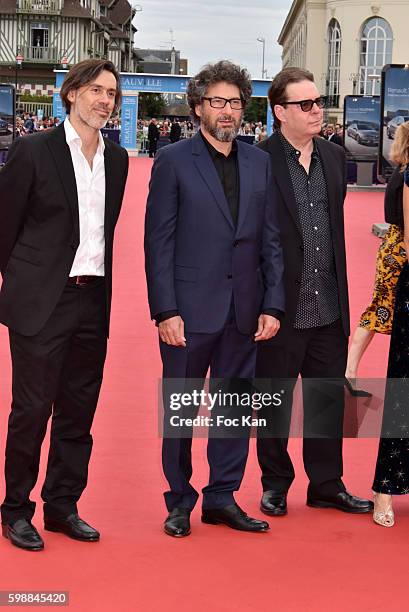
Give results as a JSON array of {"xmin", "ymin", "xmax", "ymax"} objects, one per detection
[
  {"xmin": 244, "ymin": 97, "xmax": 268, "ymax": 124},
  {"xmin": 19, "ymin": 94, "xmax": 53, "ymax": 103},
  {"xmin": 138, "ymin": 93, "xmax": 166, "ymax": 118}
]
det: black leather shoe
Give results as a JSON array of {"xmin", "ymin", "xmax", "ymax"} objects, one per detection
[
  {"xmin": 2, "ymin": 519, "xmax": 44, "ymax": 551},
  {"xmin": 260, "ymin": 491, "xmax": 288, "ymax": 516},
  {"xmin": 44, "ymin": 513, "xmax": 100, "ymax": 541},
  {"xmin": 202, "ymin": 503, "xmax": 269, "ymax": 532},
  {"xmin": 164, "ymin": 508, "xmax": 191, "ymax": 537},
  {"xmin": 307, "ymin": 491, "xmax": 374, "ymax": 514}
]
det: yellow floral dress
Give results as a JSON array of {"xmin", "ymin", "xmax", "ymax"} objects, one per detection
[{"xmin": 359, "ymin": 224, "xmax": 406, "ymax": 334}]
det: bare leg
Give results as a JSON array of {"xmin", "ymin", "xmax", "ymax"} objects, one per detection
[
  {"xmin": 373, "ymin": 492, "xmax": 394, "ymax": 527},
  {"xmin": 345, "ymin": 326, "xmax": 376, "ymax": 379}
]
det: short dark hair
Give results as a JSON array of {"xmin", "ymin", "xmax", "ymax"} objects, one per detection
[
  {"xmin": 187, "ymin": 60, "xmax": 252, "ymax": 122},
  {"xmin": 60, "ymin": 59, "xmax": 122, "ymax": 114},
  {"xmin": 268, "ymin": 67, "xmax": 315, "ymax": 128}
]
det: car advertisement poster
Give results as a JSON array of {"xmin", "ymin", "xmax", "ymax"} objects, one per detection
[
  {"xmin": 0, "ymin": 84, "xmax": 15, "ymax": 151},
  {"xmin": 379, "ymin": 64, "xmax": 409, "ymax": 180},
  {"xmin": 343, "ymin": 95, "xmax": 380, "ymax": 162}
]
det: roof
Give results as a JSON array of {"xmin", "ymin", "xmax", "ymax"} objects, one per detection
[
  {"xmin": 0, "ymin": 0, "xmax": 16, "ymax": 14},
  {"xmin": 109, "ymin": 0, "xmax": 132, "ymax": 25},
  {"xmin": 61, "ymin": 0, "xmax": 93, "ymax": 18},
  {"xmin": 139, "ymin": 54, "xmax": 169, "ymax": 64},
  {"xmin": 277, "ymin": 0, "xmax": 303, "ymax": 45}
]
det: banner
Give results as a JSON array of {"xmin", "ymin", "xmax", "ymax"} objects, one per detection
[
  {"xmin": 379, "ymin": 64, "xmax": 409, "ymax": 180},
  {"xmin": 0, "ymin": 84, "xmax": 15, "ymax": 150},
  {"xmin": 343, "ymin": 95, "xmax": 380, "ymax": 162}
]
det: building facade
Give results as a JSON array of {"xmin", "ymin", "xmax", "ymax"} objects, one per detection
[
  {"xmin": 278, "ymin": 0, "xmax": 409, "ymax": 122},
  {"xmin": 135, "ymin": 48, "xmax": 187, "ymax": 75},
  {"xmin": 0, "ymin": 0, "xmax": 139, "ymax": 94}
]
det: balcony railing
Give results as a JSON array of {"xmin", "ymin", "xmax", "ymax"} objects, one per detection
[
  {"xmin": 20, "ymin": 46, "xmax": 61, "ymax": 63},
  {"xmin": 17, "ymin": 0, "xmax": 61, "ymax": 14}
]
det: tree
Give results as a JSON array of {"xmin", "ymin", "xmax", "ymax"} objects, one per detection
[
  {"xmin": 244, "ymin": 97, "xmax": 267, "ymax": 124},
  {"xmin": 138, "ymin": 93, "xmax": 166, "ymax": 119}
]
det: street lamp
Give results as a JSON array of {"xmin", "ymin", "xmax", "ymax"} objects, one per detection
[
  {"xmin": 128, "ymin": 3, "xmax": 142, "ymax": 72},
  {"xmin": 257, "ymin": 37, "xmax": 266, "ymax": 79},
  {"xmin": 61, "ymin": 53, "xmax": 69, "ymax": 70},
  {"xmin": 349, "ymin": 72, "xmax": 359, "ymax": 95},
  {"xmin": 15, "ymin": 50, "xmax": 23, "ymax": 95}
]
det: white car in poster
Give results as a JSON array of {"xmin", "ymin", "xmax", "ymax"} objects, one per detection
[
  {"xmin": 386, "ymin": 115, "xmax": 409, "ymax": 139},
  {"xmin": 346, "ymin": 122, "xmax": 378, "ymax": 146}
]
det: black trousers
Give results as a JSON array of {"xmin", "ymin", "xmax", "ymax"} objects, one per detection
[
  {"xmin": 1, "ymin": 279, "xmax": 107, "ymax": 524},
  {"xmin": 256, "ymin": 318, "xmax": 348, "ymax": 496},
  {"xmin": 148, "ymin": 140, "xmax": 157, "ymax": 158},
  {"xmin": 160, "ymin": 305, "xmax": 257, "ymax": 511}
]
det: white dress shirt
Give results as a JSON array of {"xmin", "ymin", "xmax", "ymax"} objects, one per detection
[{"xmin": 64, "ymin": 117, "xmax": 106, "ymax": 276}]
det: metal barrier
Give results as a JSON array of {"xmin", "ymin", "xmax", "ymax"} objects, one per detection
[{"xmin": 18, "ymin": 102, "xmax": 54, "ymax": 115}]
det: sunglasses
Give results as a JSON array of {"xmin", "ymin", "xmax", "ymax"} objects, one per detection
[{"xmin": 281, "ymin": 97, "xmax": 326, "ymax": 112}]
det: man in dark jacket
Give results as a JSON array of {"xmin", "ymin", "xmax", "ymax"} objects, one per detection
[
  {"xmin": 148, "ymin": 118, "xmax": 160, "ymax": 157},
  {"xmin": 255, "ymin": 67, "xmax": 372, "ymax": 518},
  {"xmin": 0, "ymin": 59, "xmax": 128, "ymax": 551}
]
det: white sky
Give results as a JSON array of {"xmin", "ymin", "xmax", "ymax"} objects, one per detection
[{"xmin": 133, "ymin": 0, "xmax": 294, "ymax": 78}]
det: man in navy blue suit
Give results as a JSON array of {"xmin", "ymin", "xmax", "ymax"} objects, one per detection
[{"xmin": 144, "ymin": 61, "xmax": 284, "ymax": 537}]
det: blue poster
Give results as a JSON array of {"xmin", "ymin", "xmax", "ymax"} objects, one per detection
[
  {"xmin": 0, "ymin": 84, "xmax": 15, "ymax": 150},
  {"xmin": 52, "ymin": 91, "xmax": 66, "ymax": 121},
  {"xmin": 120, "ymin": 95, "xmax": 138, "ymax": 150},
  {"xmin": 343, "ymin": 95, "xmax": 380, "ymax": 161},
  {"xmin": 380, "ymin": 65, "xmax": 409, "ymax": 178}
]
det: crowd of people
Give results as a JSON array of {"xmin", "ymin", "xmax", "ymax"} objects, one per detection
[
  {"xmin": 13, "ymin": 110, "xmax": 346, "ymax": 153},
  {"xmin": 14, "ymin": 112, "xmax": 61, "ymax": 137}
]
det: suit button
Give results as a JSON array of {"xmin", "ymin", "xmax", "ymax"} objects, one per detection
[
  {"xmin": 227, "ymin": 274, "xmax": 232, "ymax": 279},
  {"xmin": 233, "ymin": 240, "xmax": 239, "ymax": 247},
  {"xmin": 299, "ymin": 245, "xmax": 304, "ymax": 251}
]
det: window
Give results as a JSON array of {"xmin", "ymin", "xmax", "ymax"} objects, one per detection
[
  {"xmin": 30, "ymin": 22, "xmax": 49, "ymax": 59},
  {"xmin": 359, "ymin": 17, "xmax": 393, "ymax": 95},
  {"xmin": 327, "ymin": 19, "xmax": 341, "ymax": 107}
]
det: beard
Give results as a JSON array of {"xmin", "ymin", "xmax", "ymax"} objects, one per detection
[
  {"xmin": 78, "ymin": 106, "xmax": 111, "ymax": 130},
  {"xmin": 201, "ymin": 111, "xmax": 241, "ymax": 142}
]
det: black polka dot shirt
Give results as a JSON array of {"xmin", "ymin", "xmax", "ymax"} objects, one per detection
[{"xmin": 279, "ymin": 132, "xmax": 340, "ymax": 329}]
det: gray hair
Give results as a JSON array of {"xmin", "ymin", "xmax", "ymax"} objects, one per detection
[{"xmin": 187, "ymin": 60, "xmax": 252, "ymax": 122}]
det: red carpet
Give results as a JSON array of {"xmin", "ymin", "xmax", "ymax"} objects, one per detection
[{"xmin": 0, "ymin": 160, "xmax": 404, "ymax": 611}]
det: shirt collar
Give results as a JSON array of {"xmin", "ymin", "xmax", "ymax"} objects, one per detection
[
  {"xmin": 200, "ymin": 129, "xmax": 237, "ymax": 159},
  {"xmin": 279, "ymin": 130, "xmax": 319, "ymax": 160},
  {"xmin": 64, "ymin": 116, "xmax": 105, "ymax": 155}
]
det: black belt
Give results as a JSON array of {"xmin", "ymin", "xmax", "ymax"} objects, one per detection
[{"xmin": 68, "ymin": 275, "xmax": 103, "ymax": 286}]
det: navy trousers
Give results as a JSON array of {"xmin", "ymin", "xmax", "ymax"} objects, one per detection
[{"xmin": 160, "ymin": 305, "xmax": 257, "ymax": 511}]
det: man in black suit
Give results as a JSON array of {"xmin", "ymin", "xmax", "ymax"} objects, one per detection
[
  {"xmin": 326, "ymin": 124, "xmax": 343, "ymax": 147},
  {"xmin": 256, "ymin": 67, "xmax": 372, "ymax": 517},
  {"xmin": 148, "ymin": 118, "xmax": 160, "ymax": 157},
  {"xmin": 0, "ymin": 59, "xmax": 128, "ymax": 550},
  {"xmin": 169, "ymin": 120, "xmax": 182, "ymax": 143}
]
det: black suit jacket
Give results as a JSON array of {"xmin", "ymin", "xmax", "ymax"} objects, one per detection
[
  {"xmin": 169, "ymin": 123, "xmax": 182, "ymax": 143},
  {"xmin": 328, "ymin": 133, "xmax": 343, "ymax": 147},
  {"xmin": 0, "ymin": 124, "xmax": 128, "ymax": 336},
  {"xmin": 148, "ymin": 123, "xmax": 159, "ymax": 142},
  {"xmin": 257, "ymin": 133, "xmax": 349, "ymax": 341}
]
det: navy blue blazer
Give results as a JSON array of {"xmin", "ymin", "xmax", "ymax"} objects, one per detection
[{"xmin": 144, "ymin": 132, "xmax": 284, "ymax": 335}]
